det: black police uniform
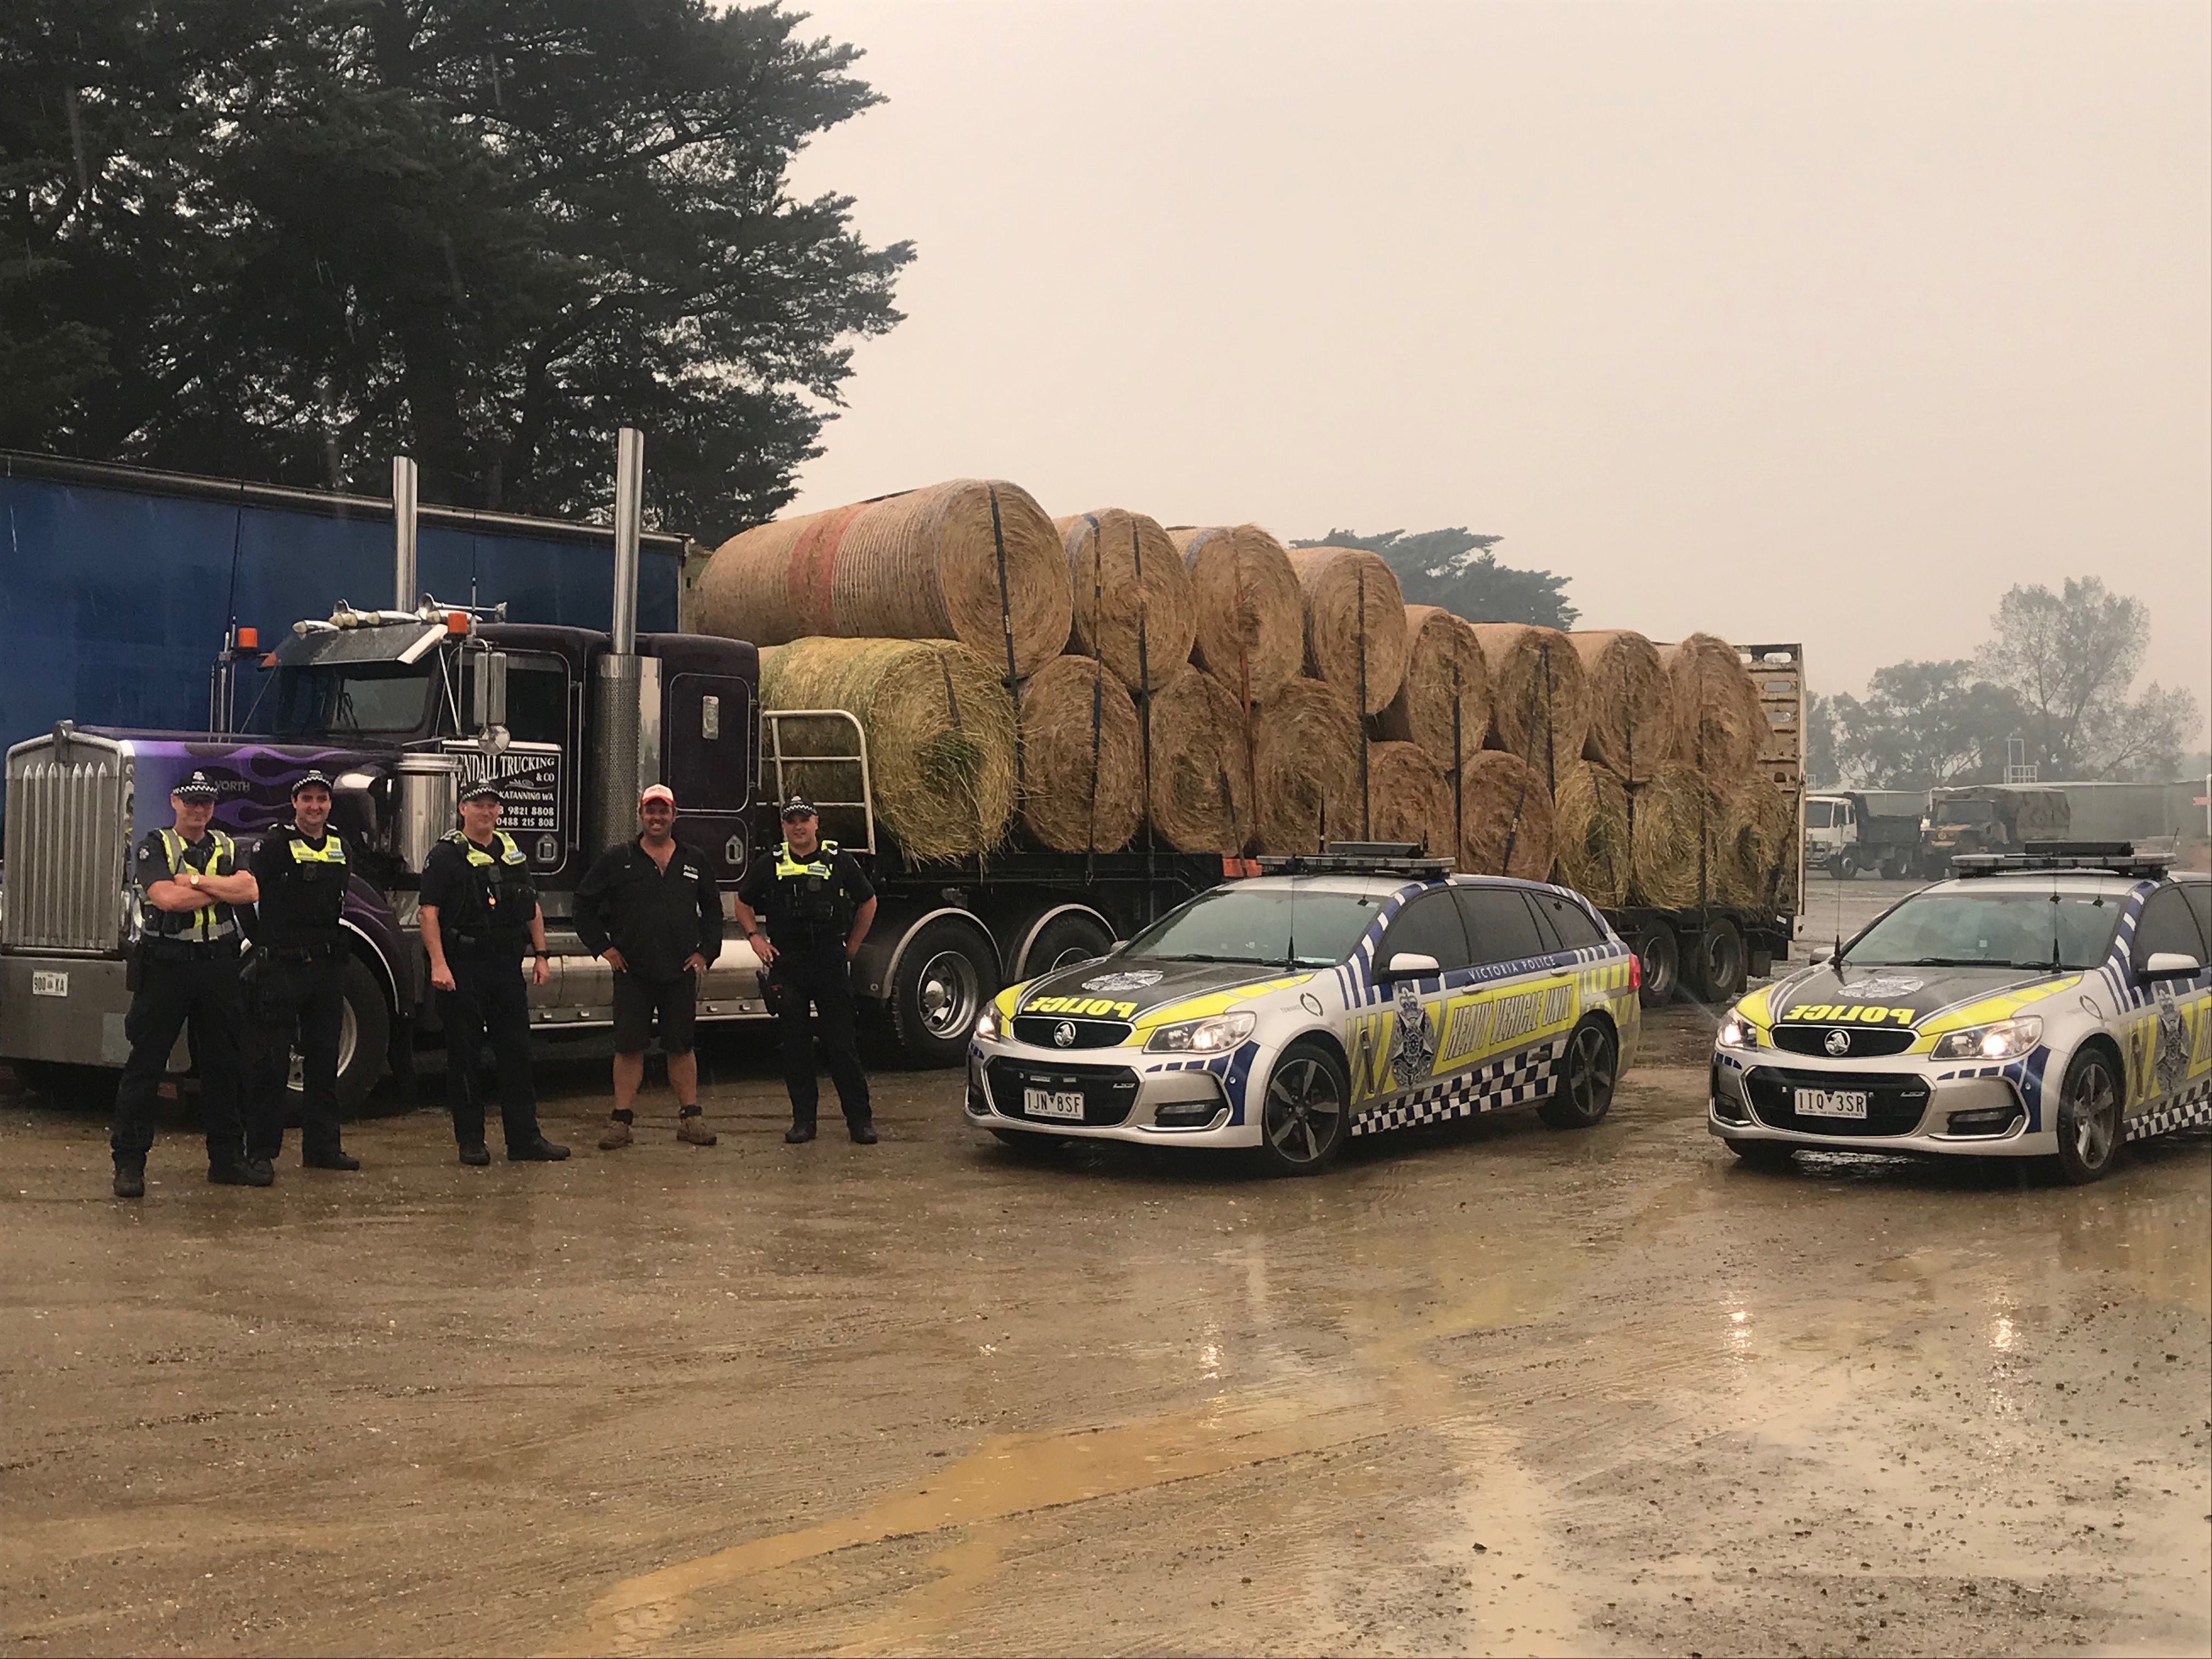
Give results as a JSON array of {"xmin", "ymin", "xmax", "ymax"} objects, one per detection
[
  {"xmin": 738, "ymin": 839, "xmax": 874, "ymax": 1134},
  {"xmin": 245, "ymin": 819, "xmax": 354, "ymax": 1165},
  {"xmin": 420, "ymin": 826, "xmax": 551, "ymax": 1155},
  {"xmin": 574, "ymin": 836, "xmax": 723, "ymax": 1057},
  {"xmin": 113, "ymin": 821, "xmax": 251, "ymax": 1178}
]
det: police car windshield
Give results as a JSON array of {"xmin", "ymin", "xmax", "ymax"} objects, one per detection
[
  {"xmin": 1128, "ymin": 887, "xmax": 1384, "ymax": 967},
  {"xmin": 1844, "ymin": 890, "xmax": 2119, "ymax": 971}
]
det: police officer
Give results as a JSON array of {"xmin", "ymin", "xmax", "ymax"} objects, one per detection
[
  {"xmin": 110, "ymin": 770, "xmax": 263, "ymax": 1198},
  {"xmin": 244, "ymin": 770, "xmax": 361, "ymax": 1172},
  {"xmin": 732, "ymin": 795, "xmax": 879, "ymax": 1144},
  {"xmin": 575, "ymin": 785, "xmax": 724, "ymax": 1150},
  {"xmin": 418, "ymin": 780, "xmax": 567, "ymax": 1166}
]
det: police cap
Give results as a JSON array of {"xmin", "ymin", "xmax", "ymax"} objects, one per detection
[
  {"xmin": 778, "ymin": 794, "xmax": 817, "ymax": 821},
  {"xmin": 290, "ymin": 769, "xmax": 335, "ymax": 797},
  {"xmin": 172, "ymin": 771, "xmax": 218, "ymax": 802},
  {"xmin": 459, "ymin": 779, "xmax": 504, "ymax": 804}
]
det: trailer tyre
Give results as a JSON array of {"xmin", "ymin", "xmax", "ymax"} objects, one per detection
[
  {"xmin": 1022, "ymin": 912, "xmax": 1115, "ymax": 979},
  {"xmin": 1684, "ymin": 917, "xmax": 1747, "ymax": 1004},
  {"xmin": 1635, "ymin": 926, "xmax": 1680, "ymax": 1008},
  {"xmin": 19, "ymin": 1061, "xmax": 120, "ymax": 1113},
  {"xmin": 886, "ymin": 917, "xmax": 1000, "ymax": 1068}
]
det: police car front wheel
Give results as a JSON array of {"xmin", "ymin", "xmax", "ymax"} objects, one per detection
[
  {"xmin": 1253, "ymin": 1041, "xmax": 1348, "ymax": 1177},
  {"xmin": 2052, "ymin": 1047, "xmax": 2123, "ymax": 1186}
]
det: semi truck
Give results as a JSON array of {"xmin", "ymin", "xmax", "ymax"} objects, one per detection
[{"xmin": 0, "ymin": 440, "xmax": 1804, "ymax": 1109}]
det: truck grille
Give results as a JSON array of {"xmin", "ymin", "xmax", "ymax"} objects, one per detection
[
  {"xmin": 4, "ymin": 734, "xmax": 132, "ymax": 953},
  {"xmin": 1743, "ymin": 1067, "xmax": 1931, "ymax": 1137}
]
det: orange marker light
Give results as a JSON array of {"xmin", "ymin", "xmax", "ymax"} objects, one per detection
[
  {"xmin": 446, "ymin": 611, "xmax": 470, "ymax": 634},
  {"xmin": 235, "ymin": 625, "xmax": 258, "ymax": 650}
]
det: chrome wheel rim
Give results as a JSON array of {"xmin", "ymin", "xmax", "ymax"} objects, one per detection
[
  {"xmin": 287, "ymin": 1002, "xmax": 358, "ymax": 1093},
  {"xmin": 1264, "ymin": 1057, "xmax": 1342, "ymax": 1165},
  {"xmin": 1565, "ymin": 1026, "xmax": 1614, "ymax": 1113},
  {"xmin": 1638, "ymin": 935, "xmax": 1674, "ymax": 990},
  {"xmin": 2070, "ymin": 1059, "xmax": 2118, "ymax": 1168},
  {"xmin": 916, "ymin": 950, "xmax": 981, "ymax": 1041}
]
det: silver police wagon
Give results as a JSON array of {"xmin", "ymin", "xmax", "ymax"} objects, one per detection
[
  {"xmin": 966, "ymin": 848, "xmax": 1642, "ymax": 1176},
  {"xmin": 1711, "ymin": 845, "xmax": 2212, "ymax": 1182}
]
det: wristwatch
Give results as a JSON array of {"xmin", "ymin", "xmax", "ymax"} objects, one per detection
[{"xmin": 188, "ymin": 871, "xmax": 202, "ymax": 889}]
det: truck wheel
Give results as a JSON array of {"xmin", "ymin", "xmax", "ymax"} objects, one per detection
[
  {"xmin": 18, "ymin": 1060, "xmax": 120, "ymax": 1113},
  {"xmin": 1538, "ymin": 1019, "xmax": 1617, "ymax": 1129},
  {"xmin": 1880, "ymin": 856, "xmax": 1908, "ymax": 881},
  {"xmin": 1251, "ymin": 1040, "xmax": 1348, "ymax": 1177},
  {"xmin": 1635, "ymin": 926, "xmax": 1680, "ymax": 1008},
  {"xmin": 2051, "ymin": 1047, "xmax": 2123, "ymax": 1185},
  {"xmin": 289, "ymin": 956, "xmax": 390, "ymax": 1118},
  {"xmin": 1684, "ymin": 917, "xmax": 1746, "ymax": 1003},
  {"xmin": 887, "ymin": 916, "xmax": 1000, "ymax": 1068},
  {"xmin": 1832, "ymin": 852, "xmax": 1857, "ymax": 881},
  {"xmin": 1022, "ymin": 912, "xmax": 1115, "ymax": 979}
]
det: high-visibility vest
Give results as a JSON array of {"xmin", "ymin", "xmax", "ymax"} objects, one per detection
[{"xmin": 150, "ymin": 828, "xmax": 239, "ymax": 943}]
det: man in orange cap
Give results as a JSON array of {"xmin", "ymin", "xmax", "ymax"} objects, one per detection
[{"xmin": 575, "ymin": 785, "xmax": 724, "ymax": 1148}]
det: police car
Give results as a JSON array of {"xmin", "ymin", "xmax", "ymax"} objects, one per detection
[
  {"xmin": 966, "ymin": 849, "xmax": 1642, "ymax": 1175},
  {"xmin": 1710, "ymin": 846, "xmax": 2212, "ymax": 1182}
]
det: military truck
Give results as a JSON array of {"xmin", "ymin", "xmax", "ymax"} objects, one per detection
[{"xmin": 1919, "ymin": 785, "xmax": 2072, "ymax": 878}]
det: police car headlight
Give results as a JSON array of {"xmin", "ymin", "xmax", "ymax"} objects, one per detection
[
  {"xmin": 1146, "ymin": 1011, "xmax": 1257, "ymax": 1054},
  {"xmin": 974, "ymin": 1006, "xmax": 1001, "ymax": 1042},
  {"xmin": 1932, "ymin": 1016, "xmax": 2041, "ymax": 1061},
  {"xmin": 1716, "ymin": 1011, "xmax": 1762, "ymax": 1050}
]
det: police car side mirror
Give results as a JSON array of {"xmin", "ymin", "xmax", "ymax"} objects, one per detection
[
  {"xmin": 1809, "ymin": 945, "xmax": 1835, "ymax": 965},
  {"xmin": 1379, "ymin": 951, "xmax": 1441, "ymax": 980},
  {"xmin": 2141, "ymin": 951, "xmax": 2202, "ymax": 982}
]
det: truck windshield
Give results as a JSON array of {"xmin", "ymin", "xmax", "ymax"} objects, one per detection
[
  {"xmin": 1126, "ymin": 887, "xmax": 1385, "ymax": 967},
  {"xmin": 1843, "ymin": 890, "xmax": 2119, "ymax": 971},
  {"xmin": 1804, "ymin": 800, "xmax": 1836, "ymax": 828},
  {"xmin": 273, "ymin": 665, "xmax": 433, "ymax": 736}
]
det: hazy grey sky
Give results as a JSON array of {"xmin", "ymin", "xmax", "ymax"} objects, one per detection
[{"xmin": 782, "ymin": 0, "xmax": 2210, "ymax": 728}]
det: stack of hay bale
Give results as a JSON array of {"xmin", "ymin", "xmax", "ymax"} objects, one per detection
[{"xmin": 698, "ymin": 478, "xmax": 1795, "ymax": 900}]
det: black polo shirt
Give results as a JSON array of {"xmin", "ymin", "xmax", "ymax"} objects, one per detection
[{"xmin": 574, "ymin": 837, "xmax": 724, "ymax": 980}]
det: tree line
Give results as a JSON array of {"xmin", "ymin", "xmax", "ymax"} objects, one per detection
[
  {"xmin": 1, "ymin": 0, "xmax": 910, "ymax": 540},
  {"xmin": 1807, "ymin": 577, "xmax": 2201, "ymax": 788}
]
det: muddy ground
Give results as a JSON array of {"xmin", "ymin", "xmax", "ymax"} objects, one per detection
[{"xmin": 1, "ymin": 1000, "xmax": 2206, "ymax": 1658}]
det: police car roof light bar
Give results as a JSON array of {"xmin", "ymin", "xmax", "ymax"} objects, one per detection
[
  {"xmin": 1255, "ymin": 843, "xmax": 1453, "ymax": 879},
  {"xmin": 1953, "ymin": 842, "xmax": 2176, "ymax": 880}
]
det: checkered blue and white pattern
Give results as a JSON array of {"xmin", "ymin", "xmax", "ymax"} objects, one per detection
[
  {"xmin": 2126, "ymin": 1075, "xmax": 2212, "ymax": 1142},
  {"xmin": 1351, "ymin": 1038, "xmax": 1565, "ymax": 1137}
]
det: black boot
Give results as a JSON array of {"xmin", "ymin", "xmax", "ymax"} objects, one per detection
[
  {"xmin": 849, "ymin": 1121, "xmax": 878, "ymax": 1144},
  {"xmin": 303, "ymin": 1149, "xmax": 362, "ymax": 1171},
  {"xmin": 112, "ymin": 1161, "xmax": 145, "ymax": 1199},
  {"xmin": 210, "ymin": 1158, "xmax": 274, "ymax": 1187},
  {"xmin": 458, "ymin": 1143, "xmax": 491, "ymax": 1166},
  {"xmin": 508, "ymin": 1137, "xmax": 569, "ymax": 1162},
  {"xmin": 784, "ymin": 1122, "xmax": 816, "ymax": 1144}
]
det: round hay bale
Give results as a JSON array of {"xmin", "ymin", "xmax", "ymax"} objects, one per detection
[
  {"xmin": 1661, "ymin": 633, "xmax": 1764, "ymax": 785},
  {"xmin": 698, "ymin": 479, "xmax": 1072, "ymax": 677},
  {"xmin": 1454, "ymin": 751, "xmax": 1556, "ymax": 882},
  {"xmin": 1719, "ymin": 779, "xmax": 1799, "ymax": 909},
  {"xmin": 758, "ymin": 637, "xmax": 1015, "ymax": 863},
  {"xmin": 1626, "ymin": 763, "xmax": 1730, "ymax": 909},
  {"xmin": 1169, "ymin": 524, "xmax": 1304, "ymax": 707},
  {"xmin": 1471, "ymin": 623, "xmax": 1590, "ymax": 788},
  {"xmin": 1365, "ymin": 741, "xmax": 1452, "ymax": 858},
  {"xmin": 1553, "ymin": 759, "xmax": 1633, "ymax": 909},
  {"xmin": 1283, "ymin": 546, "xmax": 1409, "ymax": 715},
  {"xmin": 1056, "ymin": 509, "xmax": 1198, "ymax": 695},
  {"xmin": 1571, "ymin": 629, "xmax": 1675, "ymax": 783},
  {"xmin": 1377, "ymin": 606, "xmax": 1491, "ymax": 768},
  {"xmin": 1143, "ymin": 669, "xmax": 1254, "ymax": 855},
  {"xmin": 1014, "ymin": 655, "xmax": 1143, "ymax": 854},
  {"xmin": 1250, "ymin": 677, "xmax": 1362, "ymax": 855}
]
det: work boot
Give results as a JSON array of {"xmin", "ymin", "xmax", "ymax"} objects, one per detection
[
  {"xmin": 509, "ymin": 1137, "xmax": 570, "ymax": 1162},
  {"xmin": 849, "ymin": 1121, "xmax": 879, "ymax": 1145},
  {"xmin": 210, "ymin": 1158, "xmax": 274, "ymax": 1187},
  {"xmin": 598, "ymin": 1118, "xmax": 634, "ymax": 1151},
  {"xmin": 112, "ymin": 1161, "xmax": 145, "ymax": 1199},
  {"xmin": 784, "ymin": 1123, "xmax": 815, "ymax": 1144},
  {"xmin": 458, "ymin": 1144, "xmax": 491, "ymax": 1167},
  {"xmin": 676, "ymin": 1114, "xmax": 716, "ymax": 1147},
  {"xmin": 303, "ymin": 1149, "xmax": 361, "ymax": 1171}
]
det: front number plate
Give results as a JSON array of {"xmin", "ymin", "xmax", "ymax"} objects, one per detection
[
  {"xmin": 1796, "ymin": 1087, "xmax": 1868, "ymax": 1119},
  {"xmin": 1025, "ymin": 1087, "xmax": 1085, "ymax": 1121},
  {"xmin": 30, "ymin": 970, "xmax": 68, "ymax": 998}
]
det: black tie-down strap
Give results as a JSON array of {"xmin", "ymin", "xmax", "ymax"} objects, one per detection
[{"xmin": 989, "ymin": 484, "xmax": 1024, "ymax": 796}]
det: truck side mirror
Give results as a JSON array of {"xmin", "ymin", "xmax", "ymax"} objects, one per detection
[{"xmin": 472, "ymin": 650, "xmax": 509, "ymax": 732}]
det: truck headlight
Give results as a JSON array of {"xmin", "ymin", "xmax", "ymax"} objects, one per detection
[
  {"xmin": 1716, "ymin": 1011, "xmax": 1762, "ymax": 1049},
  {"xmin": 1931, "ymin": 1017, "xmax": 2042, "ymax": 1061},
  {"xmin": 1146, "ymin": 1011, "xmax": 1257, "ymax": 1054},
  {"xmin": 974, "ymin": 1006, "xmax": 1000, "ymax": 1041}
]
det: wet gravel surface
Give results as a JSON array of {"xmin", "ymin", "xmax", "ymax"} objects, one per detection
[{"xmin": 1, "ymin": 999, "xmax": 2205, "ymax": 1657}]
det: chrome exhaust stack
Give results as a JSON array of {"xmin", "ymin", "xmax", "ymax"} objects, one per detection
[
  {"xmin": 392, "ymin": 455, "xmax": 419, "ymax": 611},
  {"xmin": 588, "ymin": 428, "xmax": 646, "ymax": 860}
]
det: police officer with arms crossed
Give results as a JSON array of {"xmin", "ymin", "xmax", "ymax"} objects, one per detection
[
  {"xmin": 243, "ymin": 770, "xmax": 362, "ymax": 1172},
  {"xmin": 111, "ymin": 770, "xmax": 263, "ymax": 1198},
  {"xmin": 418, "ymin": 780, "xmax": 568, "ymax": 1165},
  {"xmin": 575, "ymin": 784, "xmax": 724, "ymax": 1150},
  {"xmin": 732, "ymin": 795, "xmax": 879, "ymax": 1144}
]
